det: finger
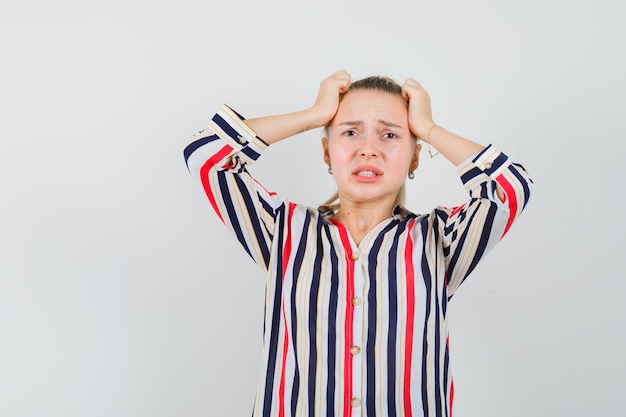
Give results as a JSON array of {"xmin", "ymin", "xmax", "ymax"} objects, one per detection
[
  {"xmin": 337, "ymin": 74, "xmax": 351, "ymax": 92},
  {"xmin": 401, "ymin": 84, "xmax": 413, "ymax": 101},
  {"xmin": 404, "ymin": 77, "xmax": 420, "ymax": 87},
  {"xmin": 332, "ymin": 69, "xmax": 350, "ymax": 79},
  {"xmin": 337, "ymin": 72, "xmax": 351, "ymax": 84},
  {"xmin": 401, "ymin": 89, "xmax": 410, "ymax": 102}
]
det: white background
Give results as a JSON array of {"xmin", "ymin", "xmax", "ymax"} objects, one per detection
[{"xmin": 1, "ymin": 0, "xmax": 624, "ymax": 416}]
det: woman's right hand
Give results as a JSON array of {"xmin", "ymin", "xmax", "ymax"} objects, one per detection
[{"xmin": 310, "ymin": 70, "xmax": 352, "ymax": 126}]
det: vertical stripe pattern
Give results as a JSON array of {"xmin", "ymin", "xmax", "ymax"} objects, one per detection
[{"xmin": 184, "ymin": 105, "xmax": 533, "ymax": 417}]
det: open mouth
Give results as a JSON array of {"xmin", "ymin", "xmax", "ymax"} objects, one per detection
[{"xmin": 355, "ymin": 170, "xmax": 379, "ymax": 177}]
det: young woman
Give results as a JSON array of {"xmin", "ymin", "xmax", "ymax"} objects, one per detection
[{"xmin": 183, "ymin": 70, "xmax": 532, "ymax": 417}]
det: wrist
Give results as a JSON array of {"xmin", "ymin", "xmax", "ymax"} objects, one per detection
[
  {"xmin": 305, "ymin": 105, "xmax": 334, "ymax": 129},
  {"xmin": 414, "ymin": 120, "xmax": 437, "ymax": 141},
  {"xmin": 424, "ymin": 124, "xmax": 442, "ymax": 158}
]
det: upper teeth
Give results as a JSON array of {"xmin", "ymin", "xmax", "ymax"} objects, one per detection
[{"xmin": 357, "ymin": 171, "xmax": 377, "ymax": 177}]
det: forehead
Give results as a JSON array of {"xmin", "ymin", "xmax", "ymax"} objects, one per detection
[{"xmin": 332, "ymin": 89, "xmax": 408, "ymax": 124}]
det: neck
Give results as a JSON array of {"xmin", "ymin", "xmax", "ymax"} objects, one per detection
[{"xmin": 333, "ymin": 199, "xmax": 396, "ymax": 244}]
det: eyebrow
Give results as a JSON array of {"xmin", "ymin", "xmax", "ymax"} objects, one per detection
[{"xmin": 338, "ymin": 120, "xmax": 404, "ymax": 129}]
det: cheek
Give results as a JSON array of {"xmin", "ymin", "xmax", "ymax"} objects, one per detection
[
  {"xmin": 327, "ymin": 142, "xmax": 352, "ymax": 164},
  {"xmin": 388, "ymin": 146, "xmax": 414, "ymax": 167}
]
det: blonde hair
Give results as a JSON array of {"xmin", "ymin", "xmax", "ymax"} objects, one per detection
[{"xmin": 322, "ymin": 75, "xmax": 415, "ymax": 211}]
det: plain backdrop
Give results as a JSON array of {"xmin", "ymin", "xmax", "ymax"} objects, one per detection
[{"xmin": 1, "ymin": 0, "xmax": 624, "ymax": 416}]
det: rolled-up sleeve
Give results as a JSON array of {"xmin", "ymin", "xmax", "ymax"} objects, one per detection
[
  {"xmin": 184, "ymin": 104, "xmax": 283, "ymax": 272},
  {"xmin": 440, "ymin": 145, "xmax": 533, "ymax": 296}
]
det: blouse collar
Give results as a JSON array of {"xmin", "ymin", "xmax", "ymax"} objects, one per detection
[{"xmin": 317, "ymin": 204, "xmax": 411, "ymax": 223}]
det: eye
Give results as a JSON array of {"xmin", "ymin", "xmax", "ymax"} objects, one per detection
[
  {"xmin": 343, "ymin": 130, "xmax": 357, "ymax": 137},
  {"xmin": 383, "ymin": 132, "xmax": 398, "ymax": 139}
]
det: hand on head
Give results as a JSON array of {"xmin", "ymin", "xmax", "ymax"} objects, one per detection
[
  {"xmin": 401, "ymin": 78, "xmax": 435, "ymax": 141},
  {"xmin": 311, "ymin": 70, "xmax": 352, "ymax": 126}
]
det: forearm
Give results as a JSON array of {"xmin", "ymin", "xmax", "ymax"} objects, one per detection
[
  {"xmin": 426, "ymin": 125, "xmax": 485, "ymax": 166},
  {"xmin": 402, "ymin": 78, "xmax": 487, "ymax": 166},
  {"xmin": 245, "ymin": 108, "xmax": 327, "ymax": 145},
  {"xmin": 426, "ymin": 126, "xmax": 505, "ymax": 200},
  {"xmin": 241, "ymin": 70, "xmax": 351, "ymax": 145}
]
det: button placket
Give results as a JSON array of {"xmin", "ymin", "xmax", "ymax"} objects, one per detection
[{"xmin": 350, "ymin": 249, "xmax": 365, "ymax": 414}]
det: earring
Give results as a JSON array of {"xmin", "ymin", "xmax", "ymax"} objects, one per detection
[
  {"xmin": 408, "ymin": 171, "xmax": 415, "ymax": 179},
  {"xmin": 328, "ymin": 167, "xmax": 333, "ymax": 175}
]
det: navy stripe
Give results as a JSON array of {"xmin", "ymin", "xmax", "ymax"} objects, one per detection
[
  {"xmin": 324, "ymin": 225, "xmax": 339, "ymax": 417},
  {"xmin": 289, "ymin": 211, "xmax": 312, "ymax": 416},
  {"xmin": 446, "ymin": 200, "xmax": 477, "ymax": 281},
  {"xmin": 365, "ymin": 255, "xmax": 378, "ymax": 416},
  {"xmin": 259, "ymin": 193, "xmax": 276, "ymax": 238},
  {"xmin": 511, "ymin": 164, "xmax": 532, "ymax": 208},
  {"xmin": 242, "ymin": 145, "xmax": 261, "ymax": 161},
  {"xmin": 262, "ymin": 206, "xmax": 286, "ymax": 417},
  {"xmin": 480, "ymin": 182, "xmax": 490, "ymax": 199},
  {"xmin": 218, "ymin": 173, "xmax": 252, "ymax": 259},
  {"xmin": 364, "ymin": 221, "xmax": 398, "ymax": 415},
  {"xmin": 443, "ymin": 345, "xmax": 450, "ymax": 417},
  {"xmin": 183, "ymin": 134, "xmax": 220, "ymax": 167},
  {"xmin": 386, "ymin": 221, "xmax": 407, "ymax": 417},
  {"xmin": 226, "ymin": 105, "xmax": 247, "ymax": 120},
  {"xmin": 442, "ymin": 274, "xmax": 448, "ymax": 316},
  {"xmin": 471, "ymin": 145, "xmax": 491, "ymax": 162},
  {"xmin": 420, "ymin": 216, "xmax": 434, "ymax": 417},
  {"xmin": 260, "ymin": 195, "xmax": 275, "ymax": 218},
  {"xmin": 307, "ymin": 217, "xmax": 324, "ymax": 416},
  {"xmin": 235, "ymin": 173, "xmax": 270, "ymax": 267},
  {"xmin": 460, "ymin": 166, "xmax": 483, "ymax": 184},
  {"xmin": 465, "ymin": 204, "xmax": 497, "ymax": 277},
  {"xmin": 291, "ymin": 209, "xmax": 311, "ymax": 286},
  {"xmin": 433, "ymin": 281, "xmax": 442, "ymax": 417},
  {"xmin": 212, "ymin": 113, "xmax": 245, "ymax": 143},
  {"xmin": 484, "ymin": 152, "xmax": 508, "ymax": 176}
]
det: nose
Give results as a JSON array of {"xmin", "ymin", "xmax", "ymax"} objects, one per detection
[{"xmin": 359, "ymin": 133, "xmax": 379, "ymax": 158}]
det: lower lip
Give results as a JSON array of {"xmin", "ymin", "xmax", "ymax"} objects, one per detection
[{"xmin": 352, "ymin": 173, "xmax": 381, "ymax": 183}]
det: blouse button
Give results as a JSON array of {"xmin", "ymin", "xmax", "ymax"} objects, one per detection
[
  {"xmin": 484, "ymin": 161, "xmax": 493, "ymax": 169},
  {"xmin": 351, "ymin": 297, "xmax": 363, "ymax": 306},
  {"xmin": 350, "ymin": 398, "xmax": 361, "ymax": 407},
  {"xmin": 237, "ymin": 135, "xmax": 246, "ymax": 144},
  {"xmin": 350, "ymin": 346, "xmax": 361, "ymax": 355},
  {"xmin": 351, "ymin": 252, "xmax": 360, "ymax": 261}
]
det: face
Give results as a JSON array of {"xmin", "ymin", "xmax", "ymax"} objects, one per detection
[{"xmin": 322, "ymin": 89, "xmax": 421, "ymax": 207}]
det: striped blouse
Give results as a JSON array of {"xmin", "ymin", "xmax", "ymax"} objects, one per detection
[{"xmin": 184, "ymin": 104, "xmax": 532, "ymax": 417}]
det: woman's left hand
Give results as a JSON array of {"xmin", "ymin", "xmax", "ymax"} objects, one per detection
[{"xmin": 402, "ymin": 78, "xmax": 435, "ymax": 140}]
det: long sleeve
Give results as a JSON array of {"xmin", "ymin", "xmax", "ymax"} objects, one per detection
[
  {"xmin": 438, "ymin": 145, "xmax": 533, "ymax": 296},
  {"xmin": 183, "ymin": 104, "xmax": 285, "ymax": 272}
]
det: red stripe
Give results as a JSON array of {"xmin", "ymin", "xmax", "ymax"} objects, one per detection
[
  {"xmin": 330, "ymin": 219, "xmax": 355, "ymax": 417},
  {"xmin": 447, "ymin": 336, "xmax": 454, "ymax": 416},
  {"xmin": 253, "ymin": 177, "xmax": 277, "ymax": 197},
  {"xmin": 278, "ymin": 326, "xmax": 288, "ymax": 417},
  {"xmin": 450, "ymin": 379, "xmax": 455, "ymax": 416},
  {"xmin": 278, "ymin": 203, "xmax": 296, "ymax": 417},
  {"xmin": 495, "ymin": 174, "xmax": 518, "ymax": 237},
  {"xmin": 199, "ymin": 145, "xmax": 233, "ymax": 223},
  {"xmin": 403, "ymin": 219, "xmax": 416, "ymax": 417},
  {"xmin": 449, "ymin": 204, "xmax": 464, "ymax": 218}
]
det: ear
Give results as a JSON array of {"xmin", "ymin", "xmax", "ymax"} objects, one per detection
[
  {"xmin": 410, "ymin": 143, "xmax": 422, "ymax": 172},
  {"xmin": 322, "ymin": 137, "xmax": 330, "ymax": 166}
]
